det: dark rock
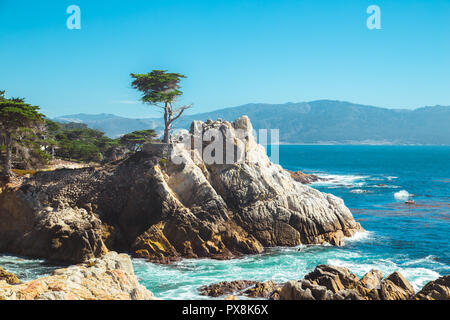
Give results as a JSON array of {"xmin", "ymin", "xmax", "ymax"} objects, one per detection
[
  {"xmin": 414, "ymin": 275, "xmax": 450, "ymax": 300},
  {"xmin": 0, "ymin": 267, "xmax": 21, "ymax": 285},
  {"xmin": 199, "ymin": 280, "xmax": 258, "ymax": 297}
]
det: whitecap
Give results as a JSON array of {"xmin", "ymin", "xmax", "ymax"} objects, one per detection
[
  {"xmin": 311, "ymin": 174, "xmax": 369, "ymax": 188},
  {"xmin": 344, "ymin": 230, "xmax": 374, "ymax": 243}
]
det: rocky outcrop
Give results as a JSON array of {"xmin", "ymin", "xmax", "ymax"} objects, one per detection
[
  {"xmin": 414, "ymin": 276, "xmax": 450, "ymax": 300},
  {"xmin": 0, "ymin": 267, "xmax": 21, "ymax": 285},
  {"xmin": 288, "ymin": 170, "xmax": 325, "ymax": 184},
  {"xmin": 279, "ymin": 265, "xmax": 416, "ymax": 300},
  {"xmin": 201, "ymin": 265, "xmax": 449, "ymax": 300},
  {"xmin": 199, "ymin": 280, "xmax": 259, "ymax": 297},
  {"xmin": 199, "ymin": 280, "xmax": 282, "ymax": 299},
  {"xmin": 0, "ymin": 116, "xmax": 362, "ymax": 263},
  {"xmin": 0, "ymin": 252, "xmax": 155, "ymax": 300}
]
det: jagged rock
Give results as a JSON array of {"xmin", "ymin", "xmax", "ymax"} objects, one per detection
[
  {"xmin": 280, "ymin": 265, "xmax": 413, "ymax": 301},
  {"xmin": 0, "ymin": 267, "xmax": 21, "ymax": 285},
  {"xmin": 0, "ymin": 116, "xmax": 362, "ymax": 263},
  {"xmin": 0, "ymin": 252, "xmax": 155, "ymax": 300},
  {"xmin": 199, "ymin": 265, "xmax": 446, "ymax": 301},
  {"xmin": 385, "ymin": 272, "xmax": 415, "ymax": 295},
  {"xmin": 304, "ymin": 265, "xmax": 360, "ymax": 293},
  {"xmin": 279, "ymin": 281, "xmax": 315, "ymax": 300},
  {"xmin": 360, "ymin": 269, "xmax": 383, "ymax": 290},
  {"xmin": 244, "ymin": 281, "xmax": 281, "ymax": 298},
  {"xmin": 0, "ymin": 199, "xmax": 107, "ymax": 264},
  {"xmin": 334, "ymin": 289, "xmax": 364, "ymax": 300},
  {"xmin": 378, "ymin": 272, "xmax": 415, "ymax": 300},
  {"xmin": 288, "ymin": 170, "xmax": 325, "ymax": 184},
  {"xmin": 414, "ymin": 276, "xmax": 450, "ymax": 300},
  {"xmin": 199, "ymin": 280, "xmax": 258, "ymax": 297}
]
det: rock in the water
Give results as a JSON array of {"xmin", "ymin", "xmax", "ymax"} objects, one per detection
[
  {"xmin": 288, "ymin": 170, "xmax": 324, "ymax": 184},
  {"xmin": 279, "ymin": 265, "xmax": 415, "ymax": 301},
  {"xmin": 0, "ymin": 252, "xmax": 155, "ymax": 300},
  {"xmin": 0, "ymin": 267, "xmax": 21, "ymax": 285},
  {"xmin": 197, "ymin": 265, "xmax": 446, "ymax": 301},
  {"xmin": 199, "ymin": 280, "xmax": 258, "ymax": 297},
  {"xmin": 414, "ymin": 275, "xmax": 450, "ymax": 300},
  {"xmin": 0, "ymin": 116, "xmax": 362, "ymax": 263}
]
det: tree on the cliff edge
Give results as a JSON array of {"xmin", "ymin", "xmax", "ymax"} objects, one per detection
[
  {"xmin": 0, "ymin": 90, "xmax": 44, "ymax": 178},
  {"xmin": 130, "ymin": 70, "xmax": 192, "ymax": 143},
  {"xmin": 119, "ymin": 129, "xmax": 158, "ymax": 151}
]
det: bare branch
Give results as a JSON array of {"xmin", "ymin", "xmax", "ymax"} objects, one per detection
[{"xmin": 170, "ymin": 104, "xmax": 193, "ymax": 123}]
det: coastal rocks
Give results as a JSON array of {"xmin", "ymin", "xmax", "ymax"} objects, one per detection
[
  {"xmin": 414, "ymin": 276, "xmax": 450, "ymax": 300},
  {"xmin": 198, "ymin": 265, "xmax": 450, "ymax": 300},
  {"xmin": 288, "ymin": 170, "xmax": 324, "ymax": 184},
  {"xmin": 199, "ymin": 280, "xmax": 258, "ymax": 297},
  {"xmin": 199, "ymin": 280, "xmax": 282, "ymax": 299},
  {"xmin": 360, "ymin": 269, "xmax": 383, "ymax": 290},
  {"xmin": 380, "ymin": 271, "xmax": 415, "ymax": 300},
  {"xmin": 278, "ymin": 265, "xmax": 420, "ymax": 301},
  {"xmin": 0, "ymin": 252, "xmax": 155, "ymax": 300},
  {"xmin": 0, "ymin": 196, "xmax": 107, "ymax": 264},
  {"xmin": 0, "ymin": 267, "xmax": 21, "ymax": 285},
  {"xmin": 0, "ymin": 116, "xmax": 362, "ymax": 263},
  {"xmin": 304, "ymin": 265, "xmax": 360, "ymax": 293}
]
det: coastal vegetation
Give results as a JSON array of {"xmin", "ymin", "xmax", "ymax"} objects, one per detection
[
  {"xmin": 130, "ymin": 70, "xmax": 192, "ymax": 143},
  {"xmin": 1, "ymin": 69, "xmax": 188, "ymax": 179},
  {"xmin": 0, "ymin": 91, "xmax": 159, "ymax": 179}
]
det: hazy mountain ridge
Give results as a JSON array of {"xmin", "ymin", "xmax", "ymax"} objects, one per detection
[{"xmin": 54, "ymin": 100, "xmax": 450, "ymax": 144}]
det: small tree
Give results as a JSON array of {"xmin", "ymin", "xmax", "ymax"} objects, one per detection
[
  {"xmin": 130, "ymin": 70, "xmax": 192, "ymax": 143},
  {"xmin": 119, "ymin": 129, "xmax": 158, "ymax": 151},
  {"xmin": 0, "ymin": 91, "xmax": 44, "ymax": 178}
]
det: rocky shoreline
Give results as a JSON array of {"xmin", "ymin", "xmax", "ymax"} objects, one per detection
[
  {"xmin": 9, "ymin": 116, "xmax": 446, "ymax": 301},
  {"xmin": 0, "ymin": 116, "xmax": 362, "ymax": 265},
  {"xmin": 199, "ymin": 264, "xmax": 450, "ymax": 300},
  {"xmin": 0, "ymin": 251, "xmax": 155, "ymax": 300}
]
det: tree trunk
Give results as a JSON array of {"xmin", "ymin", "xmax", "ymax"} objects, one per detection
[
  {"xmin": 3, "ymin": 131, "xmax": 12, "ymax": 177},
  {"xmin": 163, "ymin": 102, "xmax": 171, "ymax": 143}
]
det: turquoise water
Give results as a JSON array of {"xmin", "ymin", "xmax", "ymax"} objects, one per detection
[
  {"xmin": 133, "ymin": 145, "xmax": 450, "ymax": 299},
  {"xmin": 1, "ymin": 146, "xmax": 449, "ymax": 300}
]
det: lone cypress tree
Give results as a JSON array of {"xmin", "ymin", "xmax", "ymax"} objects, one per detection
[
  {"xmin": 0, "ymin": 90, "xmax": 44, "ymax": 178},
  {"xmin": 130, "ymin": 70, "xmax": 192, "ymax": 143}
]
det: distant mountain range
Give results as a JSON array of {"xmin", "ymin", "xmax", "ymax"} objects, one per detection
[{"xmin": 54, "ymin": 100, "xmax": 450, "ymax": 145}]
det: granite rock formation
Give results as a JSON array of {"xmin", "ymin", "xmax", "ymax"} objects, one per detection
[
  {"xmin": 0, "ymin": 251, "xmax": 155, "ymax": 300},
  {"xmin": 414, "ymin": 275, "xmax": 450, "ymax": 300},
  {"xmin": 0, "ymin": 116, "xmax": 362, "ymax": 263},
  {"xmin": 199, "ymin": 265, "xmax": 449, "ymax": 300}
]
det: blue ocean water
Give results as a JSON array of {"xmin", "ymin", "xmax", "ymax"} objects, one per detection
[
  {"xmin": 1, "ymin": 146, "xmax": 449, "ymax": 300},
  {"xmin": 133, "ymin": 145, "xmax": 450, "ymax": 299}
]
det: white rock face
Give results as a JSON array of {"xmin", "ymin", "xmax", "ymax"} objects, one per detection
[{"xmin": 164, "ymin": 116, "xmax": 362, "ymax": 248}]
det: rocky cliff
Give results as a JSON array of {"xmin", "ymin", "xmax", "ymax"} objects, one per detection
[
  {"xmin": 0, "ymin": 251, "xmax": 155, "ymax": 300},
  {"xmin": 0, "ymin": 116, "xmax": 362, "ymax": 263}
]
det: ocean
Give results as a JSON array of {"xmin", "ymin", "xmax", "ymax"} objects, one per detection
[{"xmin": 1, "ymin": 145, "xmax": 449, "ymax": 299}]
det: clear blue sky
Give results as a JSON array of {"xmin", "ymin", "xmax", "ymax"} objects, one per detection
[{"xmin": 0, "ymin": 0, "xmax": 449, "ymax": 118}]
